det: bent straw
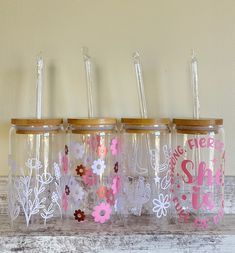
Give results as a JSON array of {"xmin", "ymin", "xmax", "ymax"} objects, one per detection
[
  {"xmin": 191, "ymin": 50, "xmax": 200, "ymax": 119},
  {"xmin": 132, "ymin": 52, "xmax": 148, "ymax": 119},
  {"xmin": 82, "ymin": 47, "xmax": 94, "ymax": 118},
  {"xmin": 35, "ymin": 55, "xmax": 43, "ymax": 169},
  {"xmin": 191, "ymin": 50, "xmax": 202, "ymax": 219},
  {"xmin": 132, "ymin": 51, "xmax": 150, "ymax": 177}
]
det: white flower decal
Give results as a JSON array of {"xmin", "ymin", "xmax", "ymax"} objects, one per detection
[
  {"xmin": 37, "ymin": 172, "xmax": 53, "ymax": 185},
  {"xmin": 71, "ymin": 183, "xmax": 84, "ymax": 202},
  {"xmin": 152, "ymin": 194, "xmax": 170, "ymax": 218},
  {"xmin": 52, "ymin": 192, "xmax": 59, "ymax": 203},
  {"xmin": 71, "ymin": 142, "xmax": 85, "ymax": 160},
  {"xmin": 25, "ymin": 158, "xmax": 42, "ymax": 170},
  {"xmin": 53, "ymin": 162, "xmax": 61, "ymax": 181},
  {"xmin": 91, "ymin": 159, "xmax": 106, "ymax": 175}
]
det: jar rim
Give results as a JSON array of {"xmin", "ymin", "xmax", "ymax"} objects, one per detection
[
  {"xmin": 121, "ymin": 118, "xmax": 170, "ymax": 126},
  {"xmin": 67, "ymin": 118, "xmax": 117, "ymax": 126},
  {"xmin": 11, "ymin": 118, "xmax": 63, "ymax": 126},
  {"xmin": 172, "ymin": 118, "xmax": 223, "ymax": 126}
]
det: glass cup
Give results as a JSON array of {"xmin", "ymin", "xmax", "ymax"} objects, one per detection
[
  {"xmin": 120, "ymin": 118, "xmax": 172, "ymax": 228},
  {"xmin": 64, "ymin": 118, "xmax": 121, "ymax": 227},
  {"xmin": 171, "ymin": 118, "xmax": 225, "ymax": 229},
  {"xmin": 8, "ymin": 118, "xmax": 64, "ymax": 230}
]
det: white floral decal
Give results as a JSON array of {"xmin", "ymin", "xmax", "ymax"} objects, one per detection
[
  {"xmin": 128, "ymin": 176, "xmax": 151, "ymax": 216},
  {"xmin": 54, "ymin": 162, "xmax": 61, "ymax": 181},
  {"xmin": 71, "ymin": 182, "xmax": 84, "ymax": 202},
  {"xmin": 12, "ymin": 158, "xmax": 62, "ymax": 226},
  {"xmin": 71, "ymin": 142, "xmax": 85, "ymax": 160},
  {"xmin": 25, "ymin": 158, "xmax": 43, "ymax": 170},
  {"xmin": 152, "ymin": 194, "xmax": 170, "ymax": 218},
  {"xmin": 91, "ymin": 159, "xmax": 106, "ymax": 175}
]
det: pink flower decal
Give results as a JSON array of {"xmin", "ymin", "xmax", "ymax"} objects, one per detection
[
  {"xmin": 82, "ymin": 168, "xmax": 97, "ymax": 186},
  {"xmin": 110, "ymin": 138, "xmax": 119, "ymax": 156},
  {"xmin": 62, "ymin": 193, "xmax": 68, "ymax": 211},
  {"xmin": 87, "ymin": 135, "xmax": 101, "ymax": 151},
  {"xmin": 106, "ymin": 189, "xmax": 115, "ymax": 206},
  {"xmin": 62, "ymin": 155, "xmax": 68, "ymax": 174},
  {"xmin": 97, "ymin": 186, "xmax": 108, "ymax": 199},
  {"xmin": 92, "ymin": 203, "xmax": 112, "ymax": 223},
  {"xmin": 97, "ymin": 144, "xmax": 108, "ymax": 159},
  {"xmin": 112, "ymin": 175, "xmax": 121, "ymax": 195}
]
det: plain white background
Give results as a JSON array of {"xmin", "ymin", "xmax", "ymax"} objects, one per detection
[{"xmin": 0, "ymin": 0, "xmax": 234, "ymax": 175}]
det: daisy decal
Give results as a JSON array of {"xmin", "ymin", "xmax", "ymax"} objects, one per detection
[
  {"xmin": 91, "ymin": 159, "xmax": 106, "ymax": 176},
  {"xmin": 71, "ymin": 142, "xmax": 85, "ymax": 160},
  {"xmin": 76, "ymin": 164, "xmax": 86, "ymax": 176},
  {"xmin": 82, "ymin": 168, "xmax": 97, "ymax": 186},
  {"xmin": 110, "ymin": 137, "xmax": 119, "ymax": 156},
  {"xmin": 97, "ymin": 144, "xmax": 108, "ymax": 159},
  {"xmin": 92, "ymin": 203, "xmax": 112, "ymax": 223},
  {"xmin": 152, "ymin": 194, "xmax": 170, "ymax": 218},
  {"xmin": 74, "ymin": 209, "xmax": 85, "ymax": 222}
]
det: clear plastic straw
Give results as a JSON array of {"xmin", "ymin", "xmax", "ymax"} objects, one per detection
[
  {"xmin": 132, "ymin": 52, "xmax": 148, "ymax": 119},
  {"xmin": 191, "ymin": 50, "xmax": 200, "ymax": 119},
  {"xmin": 82, "ymin": 47, "xmax": 94, "ymax": 118},
  {"xmin": 36, "ymin": 55, "xmax": 43, "ymax": 119}
]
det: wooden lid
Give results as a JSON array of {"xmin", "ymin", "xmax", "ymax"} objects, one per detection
[
  {"xmin": 67, "ymin": 118, "xmax": 117, "ymax": 126},
  {"xmin": 11, "ymin": 118, "xmax": 63, "ymax": 126},
  {"xmin": 121, "ymin": 118, "xmax": 170, "ymax": 125},
  {"xmin": 173, "ymin": 118, "xmax": 223, "ymax": 126}
]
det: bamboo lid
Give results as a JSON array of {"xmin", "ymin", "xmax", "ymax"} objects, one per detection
[
  {"xmin": 11, "ymin": 118, "xmax": 63, "ymax": 126},
  {"xmin": 11, "ymin": 119, "xmax": 63, "ymax": 126},
  {"xmin": 121, "ymin": 118, "xmax": 170, "ymax": 125},
  {"xmin": 173, "ymin": 118, "xmax": 223, "ymax": 126},
  {"xmin": 67, "ymin": 118, "xmax": 117, "ymax": 126}
]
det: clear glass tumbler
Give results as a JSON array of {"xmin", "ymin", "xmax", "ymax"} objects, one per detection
[
  {"xmin": 8, "ymin": 118, "xmax": 64, "ymax": 230},
  {"xmin": 171, "ymin": 118, "xmax": 225, "ymax": 229},
  {"xmin": 65, "ymin": 118, "xmax": 121, "ymax": 227},
  {"xmin": 120, "ymin": 118, "xmax": 172, "ymax": 228}
]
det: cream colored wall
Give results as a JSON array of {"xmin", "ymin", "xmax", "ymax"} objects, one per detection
[{"xmin": 0, "ymin": 0, "xmax": 235, "ymax": 175}]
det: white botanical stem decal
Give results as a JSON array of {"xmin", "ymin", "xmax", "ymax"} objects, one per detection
[{"xmin": 13, "ymin": 158, "xmax": 61, "ymax": 226}]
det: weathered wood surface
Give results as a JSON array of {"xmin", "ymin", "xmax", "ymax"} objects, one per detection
[
  {"xmin": 0, "ymin": 176, "xmax": 235, "ymax": 253},
  {"xmin": 0, "ymin": 215, "xmax": 235, "ymax": 253}
]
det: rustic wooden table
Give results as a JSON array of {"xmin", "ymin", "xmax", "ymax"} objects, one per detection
[{"xmin": 0, "ymin": 215, "xmax": 235, "ymax": 253}]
